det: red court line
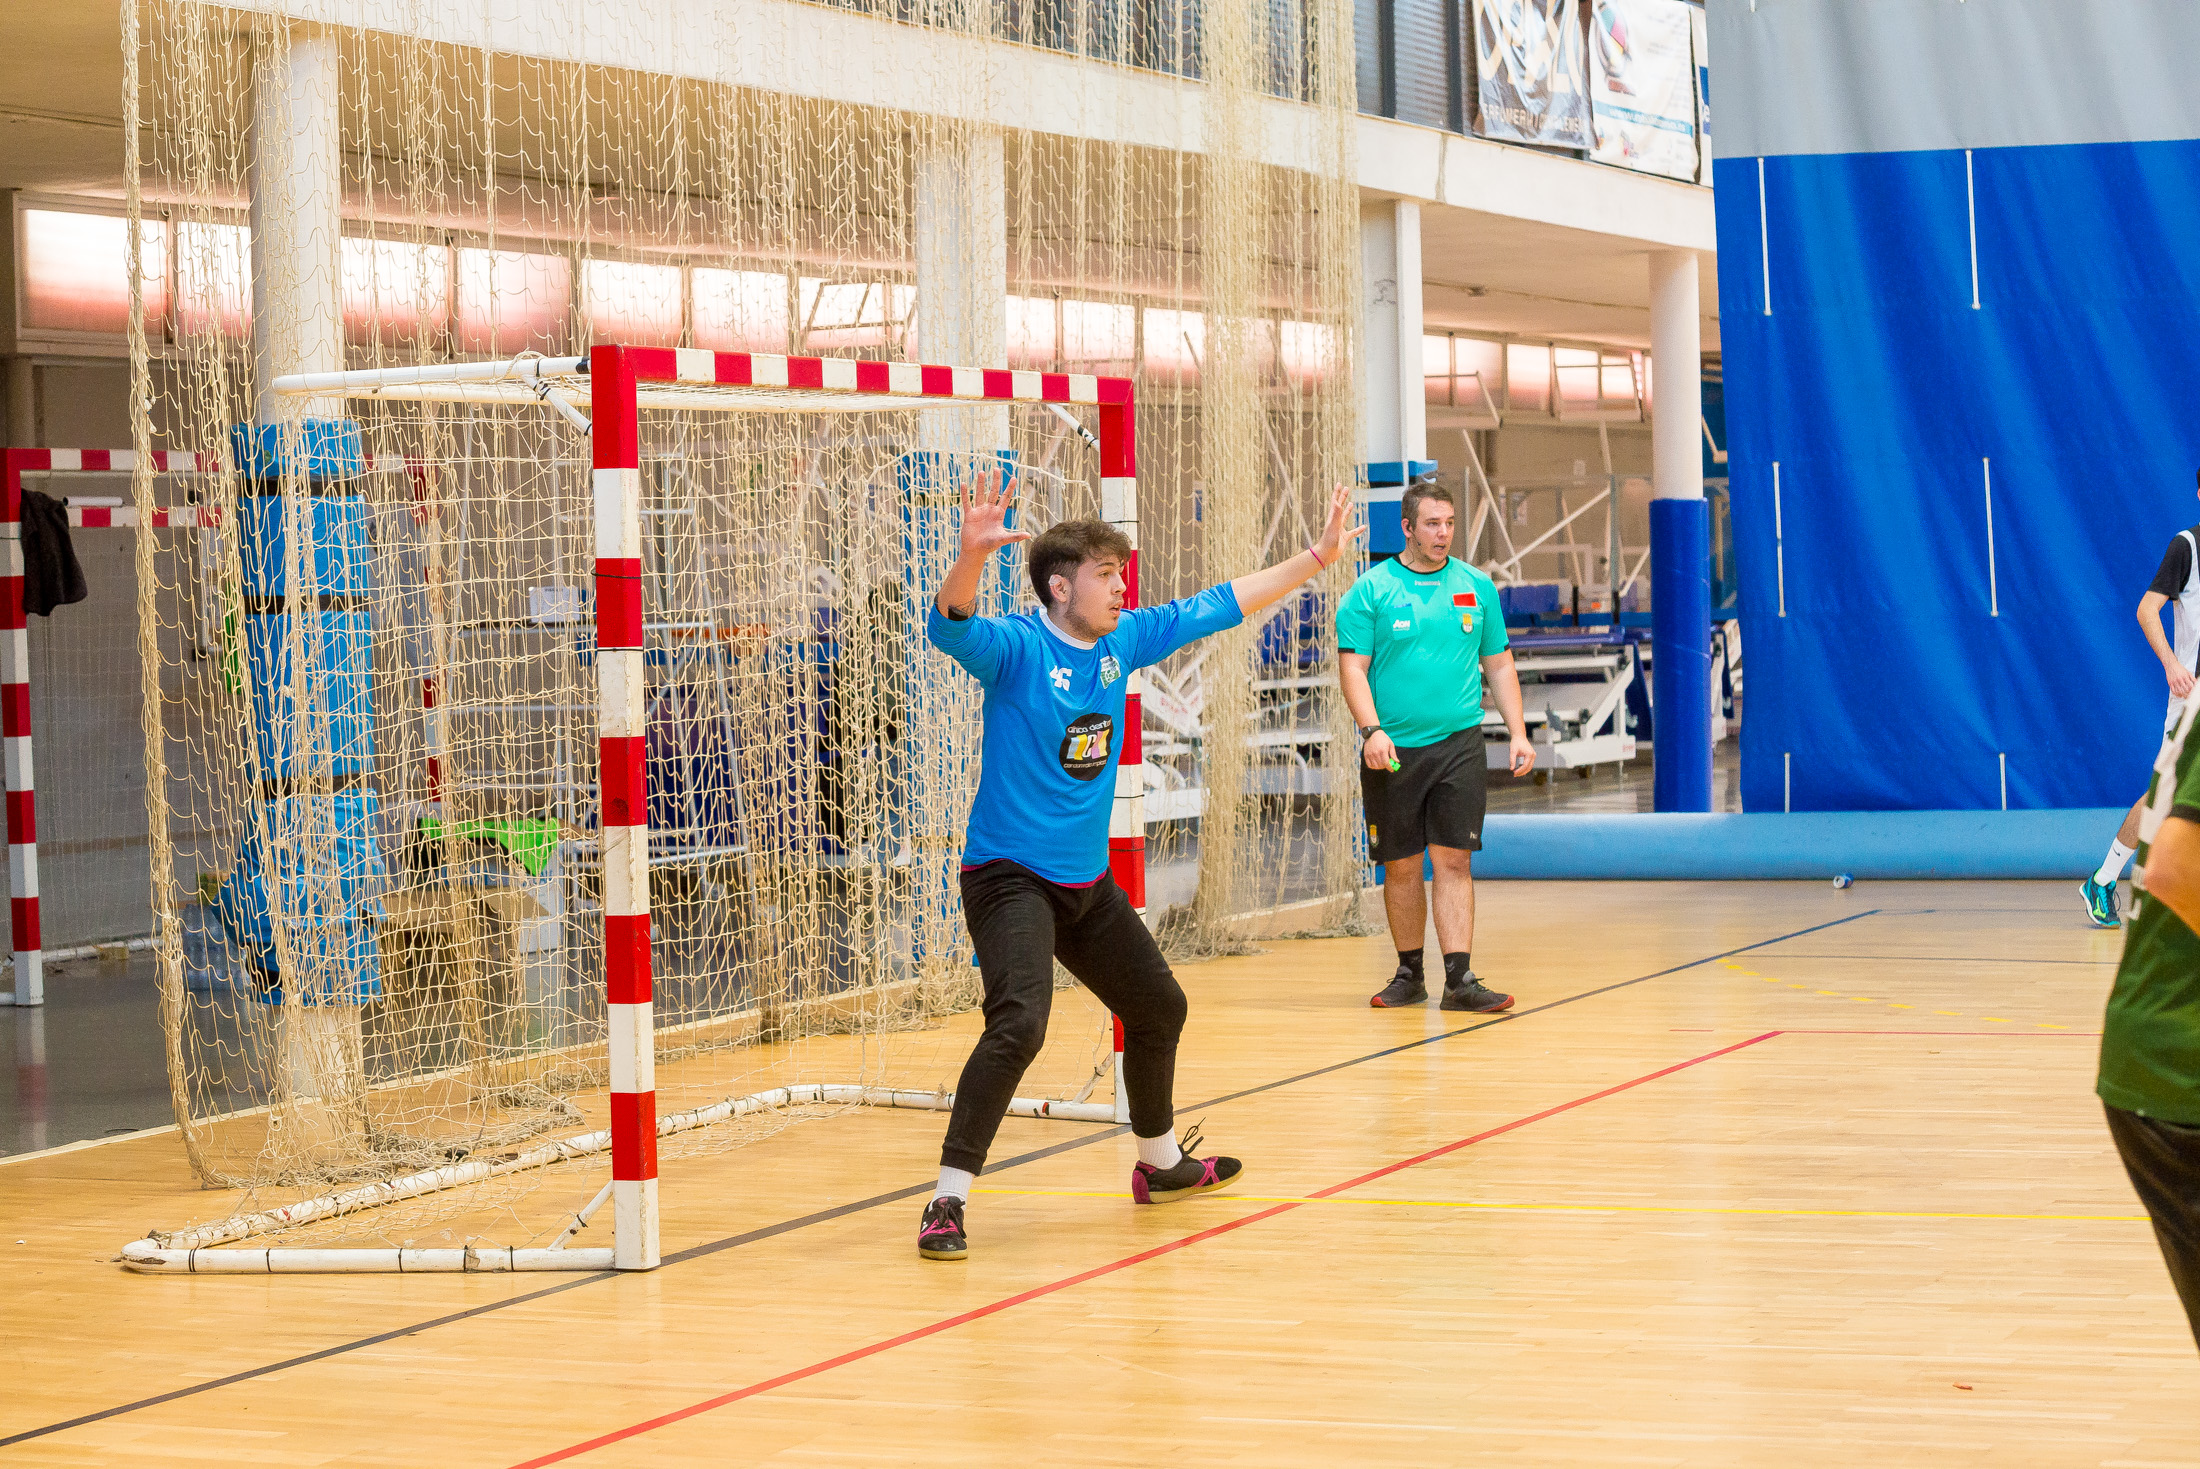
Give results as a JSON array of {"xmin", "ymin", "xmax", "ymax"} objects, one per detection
[
  {"xmin": 507, "ymin": 1030, "xmax": 1781, "ymax": 1468},
  {"xmin": 1775, "ymin": 1029, "xmax": 2102, "ymax": 1036}
]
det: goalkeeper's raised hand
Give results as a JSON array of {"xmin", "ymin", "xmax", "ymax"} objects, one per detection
[
  {"xmin": 935, "ymin": 468, "xmax": 1029, "ymax": 618},
  {"xmin": 1230, "ymin": 483, "xmax": 1367, "ymax": 617}
]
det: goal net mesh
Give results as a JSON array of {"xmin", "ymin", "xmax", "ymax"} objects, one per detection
[{"xmin": 122, "ymin": 0, "xmax": 1366, "ymax": 1251}]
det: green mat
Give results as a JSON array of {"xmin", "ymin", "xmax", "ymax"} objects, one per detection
[{"xmin": 417, "ymin": 816, "xmax": 561, "ymax": 877}]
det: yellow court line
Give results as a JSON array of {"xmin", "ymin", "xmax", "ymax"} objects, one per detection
[
  {"xmin": 969, "ymin": 1188, "xmax": 2147, "ymax": 1224},
  {"xmin": 1742, "ymin": 967, "xmax": 2085, "ymax": 1029}
]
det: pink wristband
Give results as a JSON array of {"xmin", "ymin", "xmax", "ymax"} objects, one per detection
[{"xmin": 1307, "ymin": 543, "xmax": 1328, "ymax": 569}]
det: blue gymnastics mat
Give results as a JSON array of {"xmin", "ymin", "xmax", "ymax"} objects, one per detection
[{"xmin": 1470, "ymin": 809, "xmax": 2127, "ymax": 881}]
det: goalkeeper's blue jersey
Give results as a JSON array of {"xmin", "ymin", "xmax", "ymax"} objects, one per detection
[{"xmin": 924, "ymin": 584, "xmax": 1243, "ymax": 885}]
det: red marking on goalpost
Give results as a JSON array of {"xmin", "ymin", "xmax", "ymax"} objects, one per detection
[
  {"xmin": 1, "ymin": 450, "xmax": 38, "ymax": 1006},
  {"xmin": 593, "ymin": 344, "xmax": 660, "ymax": 1270}
]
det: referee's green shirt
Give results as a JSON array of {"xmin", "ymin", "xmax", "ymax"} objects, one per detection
[
  {"xmin": 1335, "ymin": 556, "xmax": 1508, "ymax": 750},
  {"xmin": 2101, "ymin": 707, "xmax": 2200, "ymax": 1126}
]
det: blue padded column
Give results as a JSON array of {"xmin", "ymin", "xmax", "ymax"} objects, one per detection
[
  {"xmin": 1650, "ymin": 496, "xmax": 1712, "ymax": 813},
  {"xmin": 216, "ymin": 418, "xmax": 384, "ymax": 1003},
  {"xmin": 1360, "ymin": 459, "xmax": 1436, "ymax": 558}
]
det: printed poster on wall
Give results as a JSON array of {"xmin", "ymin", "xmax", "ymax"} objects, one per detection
[
  {"xmin": 1587, "ymin": 0, "xmax": 1701, "ymax": 181},
  {"xmin": 1692, "ymin": 0, "xmax": 1712, "ymax": 182},
  {"xmin": 1472, "ymin": 0, "xmax": 1590, "ymax": 150}
]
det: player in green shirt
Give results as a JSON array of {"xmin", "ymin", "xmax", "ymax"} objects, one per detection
[
  {"xmin": 1337, "ymin": 482, "xmax": 1534, "ymax": 1012},
  {"xmin": 2100, "ymin": 700, "xmax": 2200, "ymax": 1350}
]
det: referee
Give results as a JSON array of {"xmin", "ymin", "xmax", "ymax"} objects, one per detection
[{"xmin": 1337, "ymin": 482, "xmax": 1535, "ymax": 1011}]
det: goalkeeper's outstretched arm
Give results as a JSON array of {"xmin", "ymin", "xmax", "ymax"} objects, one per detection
[{"xmin": 1229, "ymin": 483, "xmax": 1364, "ymax": 616}]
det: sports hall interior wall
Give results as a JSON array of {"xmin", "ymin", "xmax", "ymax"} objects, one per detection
[{"xmin": 1714, "ymin": 0, "xmax": 2200, "ymax": 813}]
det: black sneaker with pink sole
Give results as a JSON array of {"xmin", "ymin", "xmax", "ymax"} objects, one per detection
[
  {"xmin": 1130, "ymin": 1124, "xmax": 1244, "ymax": 1204},
  {"xmin": 917, "ymin": 1195, "xmax": 968, "ymax": 1260}
]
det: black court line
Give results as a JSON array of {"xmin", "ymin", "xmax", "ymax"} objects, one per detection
[{"xmin": 0, "ymin": 908, "xmax": 1875, "ymax": 1448}]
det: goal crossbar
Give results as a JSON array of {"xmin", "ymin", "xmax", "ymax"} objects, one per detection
[{"xmin": 270, "ymin": 349, "xmax": 1130, "ymax": 415}]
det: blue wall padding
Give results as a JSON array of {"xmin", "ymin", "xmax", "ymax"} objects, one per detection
[
  {"xmin": 238, "ymin": 496, "xmax": 372, "ymax": 597},
  {"xmin": 1471, "ymin": 809, "xmax": 2127, "ymax": 880},
  {"xmin": 231, "ymin": 419, "xmax": 365, "ymax": 481},
  {"xmin": 223, "ymin": 416, "xmax": 382, "ymax": 1007},
  {"xmin": 1715, "ymin": 140, "xmax": 2200, "ymax": 811},
  {"xmin": 243, "ymin": 610, "xmax": 376, "ymax": 777},
  {"xmin": 1365, "ymin": 499, "xmax": 1405, "ymax": 555},
  {"xmin": 1364, "ymin": 460, "xmax": 1438, "ymax": 486},
  {"xmin": 215, "ymin": 790, "xmax": 386, "ymax": 1002}
]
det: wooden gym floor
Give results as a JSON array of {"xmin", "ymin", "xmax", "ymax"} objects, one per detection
[{"xmin": 2, "ymin": 879, "xmax": 2195, "ymax": 1467}]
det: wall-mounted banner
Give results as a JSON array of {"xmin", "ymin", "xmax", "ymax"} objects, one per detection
[
  {"xmin": 1587, "ymin": 0, "xmax": 1701, "ymax": 181},
  {"xmin": 1473, "ymin": 0, "xmax": 1590, "ymax": 149},
  {"xmin": 1691, "ymin": 0, "xmax": 1711, "ymax": 182}
]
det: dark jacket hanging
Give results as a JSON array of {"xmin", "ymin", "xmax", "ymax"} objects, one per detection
[{"xmin": 20, "ymin": 489, "xmax": 88, "ymax": 617}]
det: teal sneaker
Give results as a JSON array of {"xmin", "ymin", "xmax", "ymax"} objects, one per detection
[{"xmin": 2081, "ymin": 876, "xmax": 2120, "ymax": 928}]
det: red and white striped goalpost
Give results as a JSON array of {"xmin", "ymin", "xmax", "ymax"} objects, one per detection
[
  {"xmin": 2, "ymin": 447, "xmax": 228, "ymax": 1008},
  {"xmin": 590, "ymin": 345, "xmax": 661, "ymax": 1271},
  {"xmin": 585, "ymin": 345, "xmax": 1142, "ymax": 1267},
  {"xmin": 1100, "ymin": 393, "xmax": 1139, "ymax": 1120},
  {"xmin": 0, "ymin": 447, "xmax": 412, "ymax": 1008},
  {"xmin": 98, "ymin": 347, "xmax": 1141, "ymax": 1270},
  {"xmin": 1, "ymin": 448, "xmax": 40, "ymax": 1007}
]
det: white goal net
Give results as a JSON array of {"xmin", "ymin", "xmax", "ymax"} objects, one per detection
[
  {"xmin": 119, "ymin": 0, "xmax": 1367, "ymax": 1269},
  {"xmin": 129, "ymin": 368, "xmax": 1148, "ymax": 1266}
]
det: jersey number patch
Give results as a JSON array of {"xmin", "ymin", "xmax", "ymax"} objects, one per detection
[{"xmin": 1059, "ymin": 712, "xmax": 1114, "ymax": 781}]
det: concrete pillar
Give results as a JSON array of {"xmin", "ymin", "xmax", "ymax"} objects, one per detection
[
  {"xmin": 3, "ymin": 359, "xmax": 35, "ymax": 448},
  {"xmin": 249, "ymin": 29, "xmax": 343, "ymax": 425},
  {"xmin": 237, "ymin": 28, "xmax": 372, "ymax": 1142},
  {"xmin": 1358, "ymin": 199, "xmax": 1431, "ymax": 555},
  {"xmin": 1651, "ymin": 251, "xmax": 1704, "ymax": 506},
  {"xmin": 1648, "ymin": 248, "xmax": 1711, "ymax": 812},
  {"xmin": 914, "ymin": 128, "xmax": 1008, "ymax": 453},
  {"xmin": 906, "ymin": 128, "xmax": 1010, "ymax": 973}
]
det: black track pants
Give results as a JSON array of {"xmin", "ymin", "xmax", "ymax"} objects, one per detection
[
  {"xmin": 2106, "ymin": 1102, "xmax": 2200, "ymax": 1351},
  {"xmin": 940, "ymin": 861, "xmax": 1185, "ymax": 1175}
]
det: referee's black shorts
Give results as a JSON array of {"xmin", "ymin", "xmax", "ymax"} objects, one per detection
[{"xmin": 1359, "ymin": 727, "xmax": 1487, "ymax": 864}]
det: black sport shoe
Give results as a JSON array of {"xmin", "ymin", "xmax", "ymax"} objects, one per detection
[
  {"xmin": 1130, "ymin": 1123, "xmax": 1244, "ymax": 1204},
  {"xmin": 1370, "ymin": 969, "xmax": 1428, "ymax": 1008},
  {"xmin": 1440, "ymin": 974, "xmax": 1514, "ymax": 1013},
  {"xmin": 917, "ymin": 1196, "xmax": 968, "ymax": 1260}
]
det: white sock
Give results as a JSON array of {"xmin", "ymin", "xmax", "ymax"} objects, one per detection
[
  {"xmin": 934, "ymin": 1166, "xmax": 975, "ymax": 1203},
  {"xmin": 2097, "ymin": 840, "xmax": 2136, "ymax": 886},
  {"xmin": 1136, "ymin": 1131, "xmax": 1183, "ymax": 1170}
]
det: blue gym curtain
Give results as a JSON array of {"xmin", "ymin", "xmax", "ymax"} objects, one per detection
[{"xmin": 1711, "ymin": 0, "xmax": 2200, "ymax": 810}]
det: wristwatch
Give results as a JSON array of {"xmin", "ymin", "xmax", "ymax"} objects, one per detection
[{"xmin": 1358, "ymin": 724, "xmax": 1383, "ymax": 740}]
